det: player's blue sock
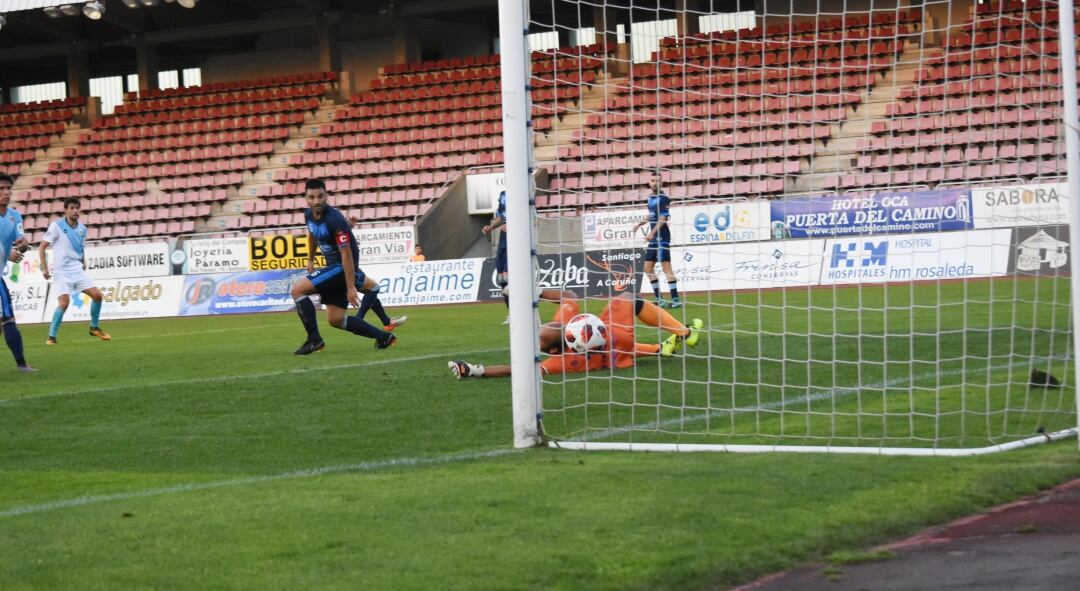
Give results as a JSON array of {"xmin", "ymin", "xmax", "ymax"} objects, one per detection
[
  {"xmin": 294, "ymin": 296, "xmax": 322, "ymax": 343},
  {"xmin": 370, "ymin": 298, "xmax": 392, "ymax": 326},
  {"xmin": 357, "ymin": 289, "xmax": 379, "ymax": 320},
  {"xmin": 344, "ymin": 315, "xmax": 387, "ymax": 340},
  {"xmin": 3, "ymin": 321, "xmax": 26, "ymax": 366},
  {"xmin": 49, "ymin": 307, "xmax": 66, "ymax": 338},
  {"xmin": 668, "ymin": 281, "xmax": 679, "ymax": 300},
  {"xmin": 89, "ymin": 299, "xmax": 102, "ymax": 328}
]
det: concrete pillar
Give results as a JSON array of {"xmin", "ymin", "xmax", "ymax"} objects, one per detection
[
  {"xmin": 394, "ymin": 16, "xmax": 420, "ymax": 66},
  {"xmin": 317, "ymin": 12, "xmax": 343, "ymax": 73},
  {"xmin": 675, "ymin": 0, "xmax": 701, "ymax": 39},
  {"xmin": 135, "ymin": 36, "xmax": 159, "ymax": 95},
  {"xmin": 66, "ymin": 41, "xmax": 90, "ymax": 99}
]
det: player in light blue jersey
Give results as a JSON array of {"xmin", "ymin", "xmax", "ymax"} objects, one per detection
[
  {"xmin": 39, "ymin": 197, "xmax": 111, "ymax": 345},
  {"xmin": 0, "ymin": 173, "xmax": 37, "ymax": 372}
]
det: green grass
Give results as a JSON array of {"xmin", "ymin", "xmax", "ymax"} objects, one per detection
[{"xmin": 1, "ymin": 280, "xmax": 1078, "ymax": 590}]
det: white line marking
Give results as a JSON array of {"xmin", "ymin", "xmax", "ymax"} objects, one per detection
[
  {"xmin": 0, "ymin": 348, "xmax": 509, "ymax": 405},
  {"xmin": 0, "ymin": 448, "xmax": 519, "ymax": 519}
]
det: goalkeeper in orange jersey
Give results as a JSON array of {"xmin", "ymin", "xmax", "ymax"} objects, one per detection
[{"xmin": 448, "ymin": 289, "xmax": 703, "ymax": 378}]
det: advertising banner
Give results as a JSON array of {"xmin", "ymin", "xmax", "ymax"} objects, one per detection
[
  {"xmin": 660, "ymin": 240, "xmax": 825, "ymax": 293},
  {"xmin": 1008, "ymin": 225, "xmax": 1071, "ymax": 276},
  {"xmin": 669, "ymin": 200, "xmax": 771, "ymax": 245},
  {"xmin": 180, "ymin": 269, "xmax": 302, "ymax": 315},
  {"xmin": 582, "ymin": 209, "xmax": 648, "ymax": 251},
  {"xmin": 480, "ymin": 249, "xmax": 643, "ymax": 301},
  {"xmin": 972, "ymin": 183, "xmax": 1069, "ymax": 229},
  {"xmin": 771, "ymin": 190, "xmax": 974, "ymax": 238},
  {"xmin": 181, "ymin": 237, "xmax": 250, "ymax": 274},
  {"xmin": 367, "ymin": 258, "xmax": 484, "ymax": 306},
  {"xmin": 83, "ymin": 242, "xmax": 172, "ymax": 279},
  {"xmin": 5, "ymin": 279, "xmax": 48, "ymax": 324},
  {"xmin": 2, "ymin": 250, "xmax": 45, "ymax": 284},
  {"xmin": 355, "ymin": 225, "xmax": 416, "ymax": 264},
  {"xmin": 42, "ymin": 276, "xmax": 185, "ymax": 321},
  {"xmin": 466, "ymin": 172, "xmax": 504, "ymax": 215},
  {"xmin": 818, "ymin": 229, "xmax": 1012, "ymax": 286},
  {"xmin": 248, "ymin": 234, "xmax": 326, "ymax": 271}
]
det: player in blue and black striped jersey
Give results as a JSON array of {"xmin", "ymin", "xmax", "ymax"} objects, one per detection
[
  {"xmin": 289, "ymin": 179, "xmax": 398, "ymax": 355},
  {"xmin": 632, "ymin": 173, "xmax": 681, "ymax": 308},
  {"xmin": 482, "ymin": 190, "xmax": 509, "ymax": 310}
]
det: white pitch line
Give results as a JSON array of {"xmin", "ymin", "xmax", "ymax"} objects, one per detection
[
  {"xmin": 0, "ymin": 348, "xmax": 509, "ymax": 406},
  {"xmin": 0, "ymin": 448, "xmax": 520, "ymax": 519}
]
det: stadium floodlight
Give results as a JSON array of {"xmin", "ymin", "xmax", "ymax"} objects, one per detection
[
  {"xmin": 82, "ymin": 1, "xmax": 105, "ymax": 19},
  {"xmin": 177, "ymin": 0, "xmax": 198, "ymax": 8},
  {"xmin": 44, "ymin": 6, "xmax": 63, "ymax": 17},
  {"xmin": 141, "ymin": 0, "xmax": 160, "ymax": 6},
  {"xmin": 499, "ymin": 0, "xmax": 1080, "ymax": 455},
  {"xmin": 0, "ymin": 14, "xmax": 5, "ymax": 30},
  {"xmin": 58, "ymin": 4, "xmax": 80, "ymax": 16},
  {"xmin": 122, "ymin": 0, "xmax": 142, "ymax": 9}
]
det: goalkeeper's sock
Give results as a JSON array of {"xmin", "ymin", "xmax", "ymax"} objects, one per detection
[
  {"xmin": 3, "ymin": 321, "xmax": 27, "ymax": 366},
  {"xmin": 89, "ymin": 299, "xmax": 102, "ymax": 328},
  {"xmin": 294, "ymin": 296, "xmax": 323, "ymax": 343},
  {"xmin": 637, "ymin": 300, "xmax": 689, "ymax": 336},
  {"xmin": 345, "ymin": 316, "xmax": 386, "ymax": 340},
  {"xmin": 49, "ymin": 307, "xmax": 66, "ymax": 338}
]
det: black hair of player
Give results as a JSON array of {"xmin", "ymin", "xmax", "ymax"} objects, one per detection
[
  {"xmin": 305, "ymin": 179, "xmax": 327, "ymax": 192},
  {"xmin": 63, "ymin": 197, "xmax": 80, "ymax": 209},
  {"xmin": 0, "ymin": 173, "xmax": 14, "ymax": 185}
]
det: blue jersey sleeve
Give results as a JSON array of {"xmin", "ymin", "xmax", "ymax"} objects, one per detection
[
  {"xmin": 658, "ymin": 195, "xmax": 671, "ymax": 218},
  {"xmin": 13, "ymin": 210, "xmax": 24, "ymax": 239},
  {"xmin": 325, "ymin": 209, "xmax": 353, "ymax": 251}
]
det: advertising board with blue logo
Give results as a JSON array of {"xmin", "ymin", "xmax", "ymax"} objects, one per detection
[
  {"xmin": 669, "ymin": 201, "xmax": 770, "ymax": 245},
  {"xmin": 367, "ymin": 258, "xmax": 485, "ymax": 306},
  {"xmin": 771, "ymin": 189, "xmax": 974, "ymax": 238},
  {"xmin": 180, "ymin": 270, "xmax": 301, "ymax": 316},
  {"xmin": 818, "ymin": 229, "xmax": 1012, "ymax": 286},
  {"xmin": 43, "ymin": 275, "xmax": 186, "ymax": 321}
]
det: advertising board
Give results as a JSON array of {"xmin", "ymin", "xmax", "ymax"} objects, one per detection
[
  {"xmin": 771, "ymin": 190, "xmax": 974, "ymax": 238},
  {"xmin": 42, "ymin": 276, "xmax": 185, "ymax": 321},
  {"xmin": 971, "ymin": 183, "xmax": 1069, "ymax": 229},
  {"xmin": 818, "ymin": 229, "xmax": 1012, "ymax": 286}
]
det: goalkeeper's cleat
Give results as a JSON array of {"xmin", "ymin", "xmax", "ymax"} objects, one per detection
[
  {"xmin": 46, "ymin": 337, "xmax": 57, "ymax": 346},
  {"xmin": 88, "ymin": 327, "xmax": 111, "ymax": 341},
  {"xmin": 374, "ymin": 333, "xmax": 397, "ymax": 350},
  {"xmin": 660, "ymin": 333, "xmax": 681, "ymax": 358},
  {"xmin": 685, "ymin": 318, "xmax": 704, "ymax": 348},
  {"xmin": 384, "ymin": 315, "xmax": 408, "ymax": 331},
  {"xmin": 668, "ymin": 297, "xmax": 683, "ymax": 309},
  {"xmin": 448, "ymin": 360, "xmax": 471, "ymax": 379},
  {"xmin": 294, "ymin": 340, "xmax": 326, "ymax": 355}
]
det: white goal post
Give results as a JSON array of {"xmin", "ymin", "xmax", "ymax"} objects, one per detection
[{"xmin": 499, "ymin": 0, "xmax": 1080, "ymax": 454}]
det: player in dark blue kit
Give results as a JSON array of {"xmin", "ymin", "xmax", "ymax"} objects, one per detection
[
  {"xmin": 632, "ymin": 173, "xmax": 681, "ymax": 308},
  {"xmin": 482, "ymin": 190, "xmax": 509, "ymax": 312},
  {"xmin": 290, "ymin": 179, "xmax": 397, "ymax": 355}
]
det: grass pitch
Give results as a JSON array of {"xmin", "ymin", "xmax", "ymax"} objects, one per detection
[{"xmin": 1, "ymin": 280, "xmax": 1078, "ymax": 590}]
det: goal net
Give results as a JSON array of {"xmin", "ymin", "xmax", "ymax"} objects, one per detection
[{"xmin": 500, "ymin": 0, "xmax": 1080, "ymax": 453}]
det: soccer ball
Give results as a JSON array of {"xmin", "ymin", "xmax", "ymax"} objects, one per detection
[{"xmin": 564, "ymin": 313, "xmax": 607, "ymax": 353}]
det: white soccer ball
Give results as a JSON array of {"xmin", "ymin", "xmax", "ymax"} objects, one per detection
[{"xmin": 564, "ymin": 313, "xmax": 607, "ymax": 353}]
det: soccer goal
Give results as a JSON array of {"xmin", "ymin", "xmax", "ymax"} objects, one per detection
[{"xmin": 498, "ymin": 0, "xmax": 1080, "ymax": 454}]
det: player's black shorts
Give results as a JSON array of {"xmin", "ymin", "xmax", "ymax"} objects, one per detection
[
  {"xmin": 495, "ymin": 234, "xmax": 508, "ymax": 273},
  {"xmin": 307, "ymin": 264, "xmax": 368, "ymax": 309},
  {"xmin": 644, "ymin": 243, "xmax": 671, "ymax": 263}
]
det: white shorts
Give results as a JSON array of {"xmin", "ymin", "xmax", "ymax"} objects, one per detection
[{"xmin": 52, "ymin": 269, "xmax": 96, "ymax": 297}]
